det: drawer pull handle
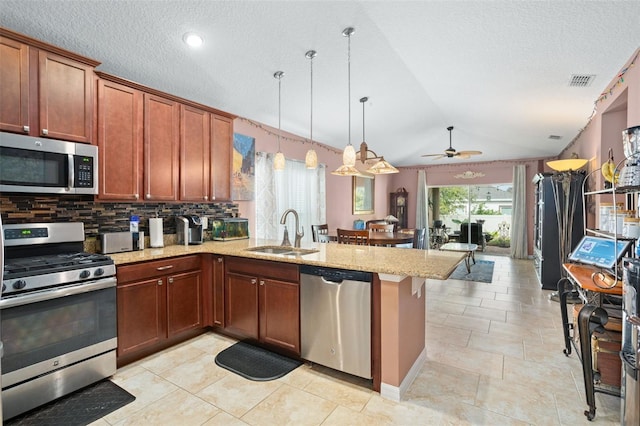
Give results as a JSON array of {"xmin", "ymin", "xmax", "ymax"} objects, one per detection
[
  {"xmin": 156, "ymin": 265, "xmax": 174, "ymax": 271},
  {"xmin": 251, "ymin": 278, "xmax": 257, "ymax": 285},
  {"xmin": 168, "ymin": 277, "xmax": 174, "ymax": 284},
  {"xmin": 23, "ymin": 125, "xmax": 30, "ymax": 133},
  {"xmin": 259, "ymin": 280, "xmax": 265, "ymax": 286},
  {"xmin": 217, "ymin": 258, "xmax": 223, "ymax": 263},
  {"xmin": 157, "ymin": 279, "xmax": 163, "ymax": 286}
]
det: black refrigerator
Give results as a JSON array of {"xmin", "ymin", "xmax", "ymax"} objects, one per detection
[{"xmin": 532, "ymin": 172, "xmax": 585, "ymax": 290}]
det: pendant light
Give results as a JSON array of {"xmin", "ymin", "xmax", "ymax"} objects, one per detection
[
  {"xmin": 305, "ymin": 50, "xmax": 318, "ymax": 169},
  {"xmin": 273, "ymin": 71, "xmax": 286, "ymax": 170},
  {"xmin": 332, "ymin": 27, "xmax": 359, "ymax": 176},
  {"xmin": 361, "ymin": 97, "xmax": 398, "ymax": 174}
]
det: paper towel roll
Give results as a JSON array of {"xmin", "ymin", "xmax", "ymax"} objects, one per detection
[{"xmin": 149, "ymin": 218, "xmax": 164, "ymax": 248}]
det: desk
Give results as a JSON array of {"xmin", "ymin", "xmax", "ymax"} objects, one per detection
[
  {"xmin": 558, "ymin": 263, "xmax": 622, "ymax": 420},
  {"xmin": 439, "ymin": 243, "xmax": 478, "ymax": 272}
]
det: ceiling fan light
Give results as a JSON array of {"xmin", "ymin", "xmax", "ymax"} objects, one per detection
[
  {"xmin": 342, "ymin": 144, "xmax": 356, "ymax": 166},
  {"xmin": 367, "ymin": 158, "xmax": 399, "ymax": 174},
  {"xmin": 546, "ymin": 158, "xmax": 588, "ymax": 171},
  {"xmin": 331, "ymin": 164, "xmax": 360, "ymax": 176},
  {"xmin": 305, "ymin": 149, "xmax": 318, "ymax": 169}
]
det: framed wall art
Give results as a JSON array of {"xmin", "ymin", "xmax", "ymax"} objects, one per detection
[{"xmin": 353, "ymin": 175, "xmax": 374, "ymax": 214}]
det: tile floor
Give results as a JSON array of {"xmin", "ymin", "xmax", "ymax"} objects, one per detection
[{"xmin": 92, "ymin": 254, "xmax": 622, "ymax": 425}]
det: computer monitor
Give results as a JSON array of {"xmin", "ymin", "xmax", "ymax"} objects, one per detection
[{"xmin": 568, "ymin": 235, "xmax": 633, "ymax": 270}]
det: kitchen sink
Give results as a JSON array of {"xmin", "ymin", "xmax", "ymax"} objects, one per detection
[{"xmin": 245, "ymin": 246, "xmax": 319, "ymax": 256}]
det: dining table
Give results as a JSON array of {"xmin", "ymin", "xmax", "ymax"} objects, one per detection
[{"xmin": 326, "ymin": 231, "xmax": 415, "ymax": 246}]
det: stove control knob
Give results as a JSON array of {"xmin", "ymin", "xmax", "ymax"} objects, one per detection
[
  {"xmin": 94, "ymin": 268, "xmax": 104, "ymax": 277},
  {"xmin": 79, "ymin": 270, "xmax": 91, "ymax": 279},
  {"xmin": 13, "ymin": 280, "xmax": 27, "ymax": 290}
]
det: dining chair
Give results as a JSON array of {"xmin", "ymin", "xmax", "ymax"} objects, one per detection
[
  {"xmin": 369, "ymin": 223, "xmax": 394, "ymax": 233},
  {"xmin": 311, "ymin": 224, "xmax": 330, "ymax": 243},
  {"xmin": 337, "ymin": 229, "xmax": 369, "ymax": 245}
]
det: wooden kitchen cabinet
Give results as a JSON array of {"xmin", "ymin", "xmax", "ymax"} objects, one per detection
[
  {"xmin": 211, "ymin": 114, "xmax": 233, "ymax": 201},
  {"xmin": 144, "ymin": 93, "xmax": 180, "ymax": 201},
  {"xmin": 0, "ymin": 29, "xmax": 99, "ymax": 143},
  {"xmin": 180, "ymin": 105, "xmax": 210, "ymax": 201},
  {"xmin": 116, "ymin": 255, "xmax": 203, "ymax": 365},
  {"xmin": 96, "ymin": 78, "xmax": 143, "ymax": 200},
  {"xmin": 225, "ymin": 257, "xmax": 300, "ymax": 354}
]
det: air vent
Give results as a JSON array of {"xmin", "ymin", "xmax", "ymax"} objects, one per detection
[
  {"xmin": 569, "ymin": 74, "xmax": 596, "ymax": 87},
  {"xmin": 548, "ymin": 135, "xmax": 562, "ymax": 140}
]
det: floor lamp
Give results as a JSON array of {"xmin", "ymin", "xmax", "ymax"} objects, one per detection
[{"xmin": 546, "ymin": 157, "xmax": 588, "ymax": 301}]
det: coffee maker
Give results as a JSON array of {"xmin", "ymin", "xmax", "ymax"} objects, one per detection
[
  {"xmin": 176, "ymin": 215, "xmax": 204, "ymax": 245},
  {"xmin": 618, "ymin": 126, "xmax": 640, "ymax": 187}
]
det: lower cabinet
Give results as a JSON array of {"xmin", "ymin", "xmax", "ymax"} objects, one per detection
[
  {"xmin": 116, "ymin": 255, "xmax": 203, "ymax": 364},
  {"xmin": 224, "ymin": 256, "xmax": 300, "ymax": 355}
]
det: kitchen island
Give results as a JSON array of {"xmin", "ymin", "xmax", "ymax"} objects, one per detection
[{"xmin": 108, "ymin": 239, "xmax": 465, "ymax": 401}]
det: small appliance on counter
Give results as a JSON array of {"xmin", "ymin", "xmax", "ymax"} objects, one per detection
[
  {"xmin": 176, "ymin": 215, "xmax": 204, "ymax": 245},
  {"xmin": 617, "ymin": 125, "xmax": 640, "ymax": 188},
  {"xmin": 98, "ymin": 231, "xmax": 144, "ymax": 254},
  {"xmin": 211, "ymin": 217, "xmax": 249, "ymax": 241}
]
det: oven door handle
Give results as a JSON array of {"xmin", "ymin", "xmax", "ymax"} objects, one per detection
[{"xmin": 0, "ymin": 277, "xmax": 117, "ymax": 309}]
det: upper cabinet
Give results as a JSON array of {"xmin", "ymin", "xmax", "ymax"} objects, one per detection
[
  {"xmin": 144, "ymin": 94, "xmax": 180, "ymax": 201},
  {"xmin": 96, "ymin": 79, "xmax": 143, "ymax": 201},
  {"xmin": 0, "ymin": 29, "xmax": 99, "ymax": 143},
  {"xmin": 95, "ymin": 72, "xmax": 235, "ymax": 202}
]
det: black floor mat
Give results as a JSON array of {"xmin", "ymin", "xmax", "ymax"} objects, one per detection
[
  {"xmin": 215, "ymin": 341, "xmax": 302, "ymax": 381},
  {"xmin": 5, "ymin": 380, "xmax": 135, "ymax": 426}
]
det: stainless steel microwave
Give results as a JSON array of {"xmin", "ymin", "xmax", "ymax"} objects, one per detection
[{"xmin": 0, "ymin": 132, "xmax": 98, "ymax": 195}]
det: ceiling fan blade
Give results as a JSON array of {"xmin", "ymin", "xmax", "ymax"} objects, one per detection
[
  {"xmin": 457, "ymin": 150, "xmax": 482, "ymax": 156},
  {"xmin": 456, "ymin": 154, "xmax": 471, "ymax": 159},
  {"xmin": 421, "ymin": 153, "xmax": 443, "ymax": 157},
  {"xmin": 430, "ymin": 154, "xmax": 446, "ymax": 160}
]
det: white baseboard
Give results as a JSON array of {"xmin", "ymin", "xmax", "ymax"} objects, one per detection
[{"xmin": 379, "ymin": 347, "xmax": 427, "ymax": 401}]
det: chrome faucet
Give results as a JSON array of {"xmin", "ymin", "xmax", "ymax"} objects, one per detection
[{"xmin": 280, "ymin": 209, "xmax": 304, "ymax": 248}]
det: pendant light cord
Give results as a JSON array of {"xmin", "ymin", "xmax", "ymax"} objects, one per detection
[
  {"xmin": 347, "ymin": 31, "xmax": 351, "ymax": 147},
  {"xmin": 310, "ymin": 53, "xmax": 314, "ymax": 143}
]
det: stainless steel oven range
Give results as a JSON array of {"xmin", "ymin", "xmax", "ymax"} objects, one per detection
[{"xmin": 0, "ymin": 222, "xmax": 116, "ymax": 421}]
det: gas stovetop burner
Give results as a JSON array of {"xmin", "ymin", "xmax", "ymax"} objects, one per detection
[{"xmin": 4, "ymin": 252, "xmax": 114, "ymax": 279}]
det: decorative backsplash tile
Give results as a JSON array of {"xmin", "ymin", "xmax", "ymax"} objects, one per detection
[{"xmin": 0, "ymin": 195, "xmax": 240, "ymax": 238}]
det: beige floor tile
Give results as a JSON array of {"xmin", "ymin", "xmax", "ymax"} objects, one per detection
[
  {"xmin": 302, "ymin": 370, "xmax": 373, "ymax": 411},
  {"xmin": 443, "ymin": 313, "xmax": 491, "ymax": 333},
  {"xmin": 425, "ymin": 398, "xmax": 530, "ymax": 425},
  {"xmin": 321, "ymin": 405, "xmax": 388, "ymax": 426},
  {"xmin": 467, "ymin": 332, "xmax": 524, "ymax": 359},
  {"xmin": 201, "ymin": 411, "xmax": 249, "ymax": 425},
  {"xmin": 475, "ymin": 375, "xmax": 561, "ymax": 424},
  {"xmin": 113, "ymin": 388, "xmax": 219, "ymax": 425},
  {"xmin": 159, "ymin": 353, "xmax": 228, "ymax": 393},
  {"xmin": 480, "ymin": 297, "xmax": 522, "ymax": 312},
  {"xmin": 426, "ymin": 322, "xmax": 471, "ymax": 347},
  {"xmin": 103, "ymin": 370, "xmax": 180, "ymax": 423},
  {"xmin": 196, "ymin": 373, "xmax": 281, "ymax": 418},
  {"xmin": 138, "ymin": 343, "xmax": 207, "ymax": 375},
  {"xmin": 463, "ymin": 305, "xmax": 507, "ymax": 322},
  {"xmin": 427, "ymin": 341, "xmax": 504, "ymax": 379},
  {"xmin": 405, "ymin": 360, "xmax": 479, "ymax": 405},
  {"xmin": 361, "ymin": 394, "xmax": 444, "ymax": 424},
  {"xmin": 426, "ymin": 299, "xmax": 467, "ymax": 315},
  {"xmin": 241, "ymin": 384, "xmax": 336, "ymax": 425}
]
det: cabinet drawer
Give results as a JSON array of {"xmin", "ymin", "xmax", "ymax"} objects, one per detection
[
  {"xmin": 117, "ymin": 255, "xmax": 201, "ymax": 284},
  {"xmin": 225, "ymin": 256, "xmax": 299, "ymax": 283}
]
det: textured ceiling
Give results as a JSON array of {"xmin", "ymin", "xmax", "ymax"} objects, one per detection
[{"xmin": 2, "ymin": 1, "xmax": 639, "ymax": 166}]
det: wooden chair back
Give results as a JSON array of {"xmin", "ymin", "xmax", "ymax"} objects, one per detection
[
  {"xmin": 311, "ymin": 224, "xmax": 330, "ymax": 242},
  {"xmin": 337, "ymin": 229, "xmax": 369, "ymax": 245},
  {"xmin": 369, "ymin": 223, "xmax": 394, "ymax": 233}
]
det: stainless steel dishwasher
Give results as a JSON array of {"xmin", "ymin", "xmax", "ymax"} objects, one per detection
[{"xmin": 300, "ymin": 265, "xmax": 372, "ymax": 379}]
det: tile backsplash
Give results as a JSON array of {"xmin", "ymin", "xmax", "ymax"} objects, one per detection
[{"xmin": 0, "ymin": 195, "xmax": 240, "ymax": 238}]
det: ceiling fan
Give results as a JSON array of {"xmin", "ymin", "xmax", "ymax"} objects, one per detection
[{"xmin": 422, "ymin": 126, "xmax": 482, "ymax": 160}]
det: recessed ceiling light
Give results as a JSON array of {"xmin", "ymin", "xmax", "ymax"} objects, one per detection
[{"xmin": 183, "ymin": 32, "xmax": 204, "ymax": 48}]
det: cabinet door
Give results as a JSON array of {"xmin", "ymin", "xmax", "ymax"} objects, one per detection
[
  {"xmin": 212, "ymin": 255, "xmax": 225, "ymax": 327},
  {"xmin": 167, "ymin": 270, "xmax": 203, "ymax": 337},
  {"xmin": 0, "ymin": 36, "xmax": 30, "ymax": 134},
  {"xmin": 97, "ymin": 79, "xmax": 143, "ymax": 200},
  {"xmin": 180, "ymin": 105, "xmax": 210, "ymax": 201},
  {"xmin": 225, "ymin": 271, "xmax": 259, "ymax": 339},
  {"xmin": 117, "ymin": 277, "xmax": 166, "ymax": 357},
  {"xmin": 38, "ymin": 50, "xmax": 93, "ymax": 143},
  {"xmin": 259, "ymin": 278, "xmax": 300, "ymax": 354},
  {"xmin": 211, "ymin": 114, "xmax": 232, "ymax": 201},
  {"xmin": 144, "ymin": 93, "xmax": 179, "ymax": 201}
]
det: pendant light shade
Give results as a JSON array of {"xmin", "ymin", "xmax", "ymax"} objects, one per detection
[
  {"xmin": 305, "ymin": 50, "xmax": 318, "ymax": 169},
  {"xmin": 359, "ymin": 97, "xmax": 399, "ymax": 174},
  {"xmin": 332, "ymin": 27, "xmax": 359, "ymax": 176},
  {"xmin": 273, "ymin": 71, "xmax": 285, "ymax": 171},
  {"xmin": 367, "ymin": 158, "xmax": 399, "ymax": 174}
]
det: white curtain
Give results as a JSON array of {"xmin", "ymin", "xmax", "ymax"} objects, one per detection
[
  {"xmin": 416, "ymin": 170, "xmax": 429, "ymax": 245},
  {"xmin": 255, "ymin": 152, "xmax": 326, "ymax": 241},
  {"xmin": 510, "ymin": 164, "xmax": 528, "ymax": 258}
]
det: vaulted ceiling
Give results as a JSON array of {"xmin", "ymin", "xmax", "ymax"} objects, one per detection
[{"xmin": 2, "ymin": 1, "xmax": 639, "ymax": 166}]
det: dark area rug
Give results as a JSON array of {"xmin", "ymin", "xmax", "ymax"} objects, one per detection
[
  {"xmin": 215, "ymin": 341, "xmax": 302, "ymax": 381},
  {"xmin": 5, "ymin": 379, "xmax": 135, "ymax": 426},
  {"xmin": 449, "ymin": 259, "xmax": 495, "ymax": 283}
]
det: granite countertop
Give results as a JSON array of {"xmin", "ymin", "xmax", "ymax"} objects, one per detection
[{"xmin": 107, "ymin": 238, "xmax": 466, "ymax": 280}]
